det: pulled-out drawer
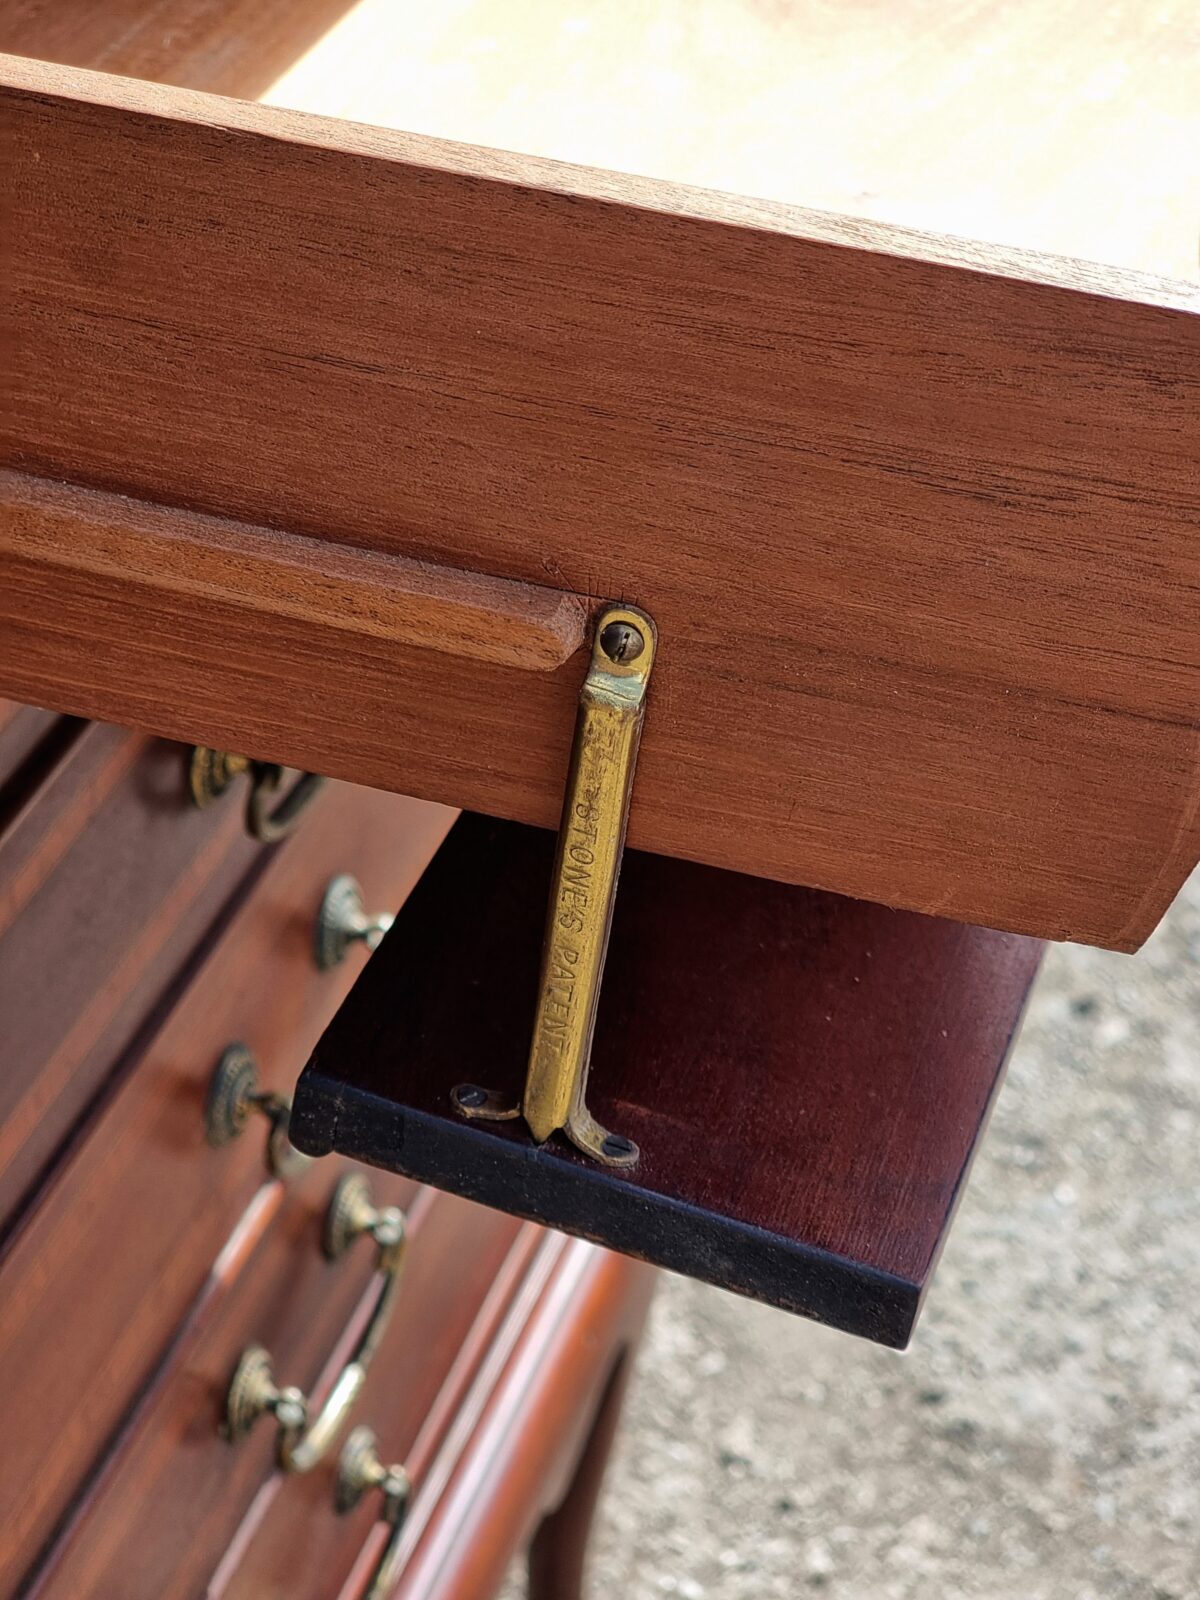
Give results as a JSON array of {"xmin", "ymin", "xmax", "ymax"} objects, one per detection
[{"xmin": 0, "ymin": 777, "xmax": 453, "ymax": 1591}]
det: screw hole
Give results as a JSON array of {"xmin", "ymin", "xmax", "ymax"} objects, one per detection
[{"xmin": 601, "ymin": 1133, "xmax": 635, "ymax": 1159}]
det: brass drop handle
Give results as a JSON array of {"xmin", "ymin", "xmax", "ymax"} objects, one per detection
[
  {"xmin": 224, "ymin": 1174, "xmax": 407, "ymax": 1473},
  {"xmin": 334, "ymin": 1427, "xmax": 412, "ymax": 1600},
  {"xmin": 246, "ymin": 764, "xmax": 326, "ymax": 843},
  {"xmin": 205, "ymin": 1044, "xmax": 311, "ymax": 1180},
  {"xmin": 187, "ymin": 746, "xmax": 325, "ymax": 842},
  {"xmin": 315, "ymin": 875, "xmax": 395, "ymax": 970}
]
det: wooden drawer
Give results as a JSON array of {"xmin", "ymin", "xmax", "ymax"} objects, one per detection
[
  {"xmin": 0, "ymin": 777, "xmax": 453, "ymax": 1592},
  {"xmin": 0, "ymin": 724, "xmax": 263, "ymax": 1232},
  {"xmin": 2, "ymin": 13, "xmax": 1198, "ymax": 952},
  {"xmin": 27, "ymin": 1184, "xmax": 526, "ymax": 1600}
]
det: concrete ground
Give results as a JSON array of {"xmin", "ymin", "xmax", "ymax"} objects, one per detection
[{"xmin": 504, "ymin": 871, "xmax": 1199, "ymax": 1599}]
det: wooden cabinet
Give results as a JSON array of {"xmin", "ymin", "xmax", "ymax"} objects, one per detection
[{"xmin": 0, "ymin": 724, "xmax": 261, "ymax": 1229}]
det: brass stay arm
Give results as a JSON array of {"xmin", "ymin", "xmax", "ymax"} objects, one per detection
[{"xmin": 454, "ymin": 603, "xmax": 655, "ymax": 1167}]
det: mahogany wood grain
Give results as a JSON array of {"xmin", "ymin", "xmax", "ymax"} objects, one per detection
[
  {"xmin": 1, "ymin": 475, "xmax": 588, "ymax": 673},
  {"xmin": 28, "ymin": 1187, "xmax": 523, "ymax": 1600},
  {"xmin": 1, "ymin": 58, "xmax": 1197, "ymax": 948},
  {"xmin": 0, "ymin": 726, "xmax": 263, "ymax": 1233},
  {"xmin": 293, "ymin": 815, "xmax": 1044, "ymax": 1348},
  {"xmin": 0, "ymin": 779, "xmax": 453, "ymax": 1592}
]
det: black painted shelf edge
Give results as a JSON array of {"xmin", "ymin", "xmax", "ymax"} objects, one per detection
[{"xmin": 290, "ymin": 1069, "xmax": 920, "ymax": 1349}]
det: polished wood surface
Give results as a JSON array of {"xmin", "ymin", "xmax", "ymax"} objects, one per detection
[
  {"xmin": 2, "ymin": 57, "xmax": 1197, "ymax": 948},
  {"xmin": 1, "ymin": 729, "xmax": 654, "ymax": 1599},
  {"xmin": 294, "ymin": 815, "xmax": 1044, "ymax": 1347},
  {"xmin": 1, "ymin": 474, "xmax": 589, "ymax": 673},
  {"xmin": 0, "ymin": 780, "xmax": 453, "ymax": 1590},
  {"xmin": 369, "ymin": 1237, "xmax": 654, "ymax": 1600},
  {"xmin": 527, "ymin": 1350, "xmax": 638, "ymax": 1600},
  {"xmin": 0, "ymin": 725, "xmax": 261, "ymax": 1232}
]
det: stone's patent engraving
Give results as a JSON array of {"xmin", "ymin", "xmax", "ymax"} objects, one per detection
[{"xmin": 522, "ymin": 605, "xmax": 655, "ymax": 1165}]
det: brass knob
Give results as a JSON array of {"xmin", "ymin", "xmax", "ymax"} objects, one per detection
[
  {"xmin": 224, "ymin": 1174, "xmax": 407, "ymax": 1474},
  {"xmin": 187, "ymin": 746, "xmax": 325, "ymax": 842},
  {"xmin": 335, "ymin": 1427, "xmax": 412, "ymax": 1600},
  {"xmin": 315, "ymin": 875, "xmax": 395, "ymax": 970},
  {"xmin": 205, "ymin": 1044, "xmax": 310, "ymax": 1180}
]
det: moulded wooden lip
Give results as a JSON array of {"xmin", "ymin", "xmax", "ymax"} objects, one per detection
[
  {"xmin": 291, "ymin": 815, "xmax": 1045, "ymax": 1349},
  {"xmin": 0, "ymin": 473, "xmax": 590, "ymax": 673}
]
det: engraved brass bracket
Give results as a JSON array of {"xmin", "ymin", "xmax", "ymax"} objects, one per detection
[{"xmin": 453, "ymin": 603, "xmax": 656, "ymax": 1168}]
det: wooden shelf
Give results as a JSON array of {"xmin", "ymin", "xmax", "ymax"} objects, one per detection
[{"xmin": 291, "ymin": 815, "xmax": 1045, "ymax": 1348}]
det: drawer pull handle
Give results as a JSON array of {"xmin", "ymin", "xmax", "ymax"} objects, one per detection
[
  {"xmin": 205, "ymin": 1044, "xmax": 311, "ymax": 1180},
  {"xmin": 334, "ymin": 1426, "xmax": 412, "ymax": 1600},
  {"xmin": 315, "ymin": 874, "xmax": 395, "ymax": 970},
  {"xmin": 187, "ymin": 746, "xmax": 325, "ymax": 842},
  {"xmin": 224, "ymin": 1174, "xmax": 407, "ymax": 1473}
]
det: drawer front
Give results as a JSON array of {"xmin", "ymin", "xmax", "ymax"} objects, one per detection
[
  {"xmin": 0, "ymin": 779, "xmax": 454, "ymax": 1592},
  {"xmin": 29, "ymin": 1189, "xmax": 527, "ymax": 1600},
  {"xmin": 0, "ymin": 724, "xmax": 262, "ymax": 1230},
  {"xmin": 388, "ymin": 1241, "xmax": 654, "ymax": 1600}
]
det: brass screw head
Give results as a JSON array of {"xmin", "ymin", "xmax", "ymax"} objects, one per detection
[{"xmin": 599, "ymin": 621, "xmax": 645, "ymax": 664}]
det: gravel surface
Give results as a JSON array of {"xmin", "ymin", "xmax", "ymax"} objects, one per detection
[{"xmin": 503, "ymin": 871, "xmax": 1199, "ymax": 1599}]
